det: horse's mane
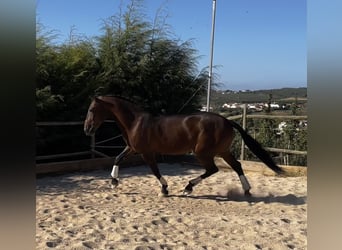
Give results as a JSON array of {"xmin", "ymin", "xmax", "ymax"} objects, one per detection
[
  {"xmin": 104, "ymin": 95, "xmax": 138, "ymax": 105},
  {"xmin": 98, "ymin": 95, "xmax": 144, "ymax": 112},
  {"xmin": 93, "ymin": 87, "xmax": 141, "ymax": 107}
]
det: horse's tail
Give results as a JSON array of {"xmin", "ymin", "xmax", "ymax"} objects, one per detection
[{"xmin": 230, "ymin": 120, "xmax": 284, "ymax": 175}]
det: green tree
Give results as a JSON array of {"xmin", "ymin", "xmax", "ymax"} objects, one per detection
[
  {"xmin": 36, "ymin": 86, "xmax": 63, "ymax": 121},
  {"xmin": 36, "ymin": 0, "xmax": 210, "ymax": 159},
  {"xmin": 36, "ymin": 23, "xmax": 100, "ymax": 120},
  {"xmin": 96, "ymin": 0, "xmax": 151, "ymax": 96},
  {"xmin": 36, "ymin": 23, "xmax": 59, "ymax": 89},
  {"xmin": 54, "ymin": 38, "xmax": 100, "ymax": 119},
  {"xmin": 95, "ymin": 0, "xmax": 207, "ymax": 114}
]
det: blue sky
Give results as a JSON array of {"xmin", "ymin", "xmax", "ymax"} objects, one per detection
[{"xmin": 36, "ymin": 0, "xmax": 306, "ymax": 90}]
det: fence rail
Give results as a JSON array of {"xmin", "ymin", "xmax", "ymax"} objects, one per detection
[
  {"xmin": 36, "ymin": 121, "xmax": 84, "ymax": 126},
  {"xmin": 228, "ymin": 114, "xmax": 308, "ymax": 121},
  {"xmin": 36, "ymin": 151, "xmax": 91, "ymax": 161},
  {"xmin": 36, "ymin": 109, "xmax": 307, "ymax": 164},
  {"xmin": 229, "ymin": 104, "xmax": 307, "ymax": 162},
  {"xmin": 36, "ymin": 120, "xmax": 120, "ymax": 161}
]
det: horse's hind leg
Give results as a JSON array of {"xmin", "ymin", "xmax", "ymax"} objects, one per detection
[
  {"xmin": 219, "ymin": 152, "xmax": 251, "ymax": 196},
  {"xmin": 184, "ymin": 155, "xmax": 218, "ymax": 195},
  {"xmin": 142, "ymin": 153, "xmax": 168, "ymax": 196}
]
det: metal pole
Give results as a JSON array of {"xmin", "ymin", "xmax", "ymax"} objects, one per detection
[
  {"xmin": 206, "ymin": 0, "xmax": 217, "ymax": 112},
  {"xmin": 240, "ymin": 104, "xmax": 247, "ymax": 160},
  {"xmin": 91, "ymin": 134, "xmax": 95, "ymax": 159}
]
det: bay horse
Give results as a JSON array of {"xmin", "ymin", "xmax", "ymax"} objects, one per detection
[{"xmin": 84, "ymin": 96, "xmax": 284, "ymax": 196}]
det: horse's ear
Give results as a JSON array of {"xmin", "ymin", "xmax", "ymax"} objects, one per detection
[{"xmin": 94, "ymin": 96, "xmax": 103, "ymax": 103}]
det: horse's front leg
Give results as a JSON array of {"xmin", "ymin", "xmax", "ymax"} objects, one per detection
[
  {"xmin": 111, "ymin": 146, "xmax": 133, "ymax": 188},
  {"xmin": 142, "ymin": 153, "xmax": 169, "ymax": 196}
]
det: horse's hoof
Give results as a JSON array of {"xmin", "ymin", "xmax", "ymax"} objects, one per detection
[
  {"xmin": 161, "ymin": 186, "xmax": 169, "ymax": 196},
  {"xmin": 183, "ymin": 190, "xmax": 192, "ymax": 196},
  {"xmin": 183, "ymin": 183, "xmax": 193, "ymax": 196},
  {"xmin": 159, "ymin": 192, "xmax": 169, "ymax": 197},
  {"xmin": 244, "ymin": 190, "xmax": 252, "ymax": 197},
  {"xmin": 111, "ymin": 178, "xmax": 119, "ymax": 189},
  {"xmin": 183, "ymin": 186, "xmax": 193, "ymax": 196}
]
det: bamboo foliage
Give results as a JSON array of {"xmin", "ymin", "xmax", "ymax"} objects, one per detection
[
  {"xmin": 36, "ymin": 0, "xmax": 207, "ymax": 121},
  {"xmin": 36, "ymin": 0, "xmax": 208, "ymax": 157}
]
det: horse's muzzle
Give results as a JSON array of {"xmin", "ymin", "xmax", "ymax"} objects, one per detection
[{"xmin": 84, "ymin": 126, "xmax": 95, "ymax": 136}]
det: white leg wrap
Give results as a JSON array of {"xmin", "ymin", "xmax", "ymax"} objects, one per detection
[
  {"xmin": 159, "ymin": 177, "xmax": 167, "ymax": 186},
  {"xmin": 239, "ymin": 175, "xmax": 251, "ymax": 191},
  {"xmin": 190, "ymin": 176, "xmax": 202, "ymax": 186},
  {"xmin": 111, "ymin": 165, "xmax": 119, "ymax": 178}
]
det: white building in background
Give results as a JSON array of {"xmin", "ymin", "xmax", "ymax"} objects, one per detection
[
  {"xmin": 265, "ymin": 103, "xmax": 280, "ymax": 109},
  {"xmin": 200, "ymin": 106, "xmax": 213, "ymax": 112},
  {"xmin": 221, "ymin": 103, "xmax": 243, "ymax": 109},
  {"xmin": 222, "ymin": 102, "xmax": 265, "ymax": 111}
]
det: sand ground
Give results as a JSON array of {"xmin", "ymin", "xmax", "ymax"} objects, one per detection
[{"xmin": 36, "ymin": 163, "xmax": 307, "ymax": 250}]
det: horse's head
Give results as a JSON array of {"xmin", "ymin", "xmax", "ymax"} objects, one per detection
[{"xmin": 84, "ymin": 97, "xmax": 109, "ymax": 136}]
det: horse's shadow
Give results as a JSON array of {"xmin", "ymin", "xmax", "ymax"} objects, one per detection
[{"xmin": 169, "ymin": 193, "xmax": 307, "ymax": 205}]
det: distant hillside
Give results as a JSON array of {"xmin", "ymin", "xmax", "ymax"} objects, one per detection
[{"xmin": 205, "ymin": 87, "xmax": 307, "ymax": 108}]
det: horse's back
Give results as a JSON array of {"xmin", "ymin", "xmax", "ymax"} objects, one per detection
[{"xmin": 147, "ymin": 112, "xmax": 234, "ymax": 155}]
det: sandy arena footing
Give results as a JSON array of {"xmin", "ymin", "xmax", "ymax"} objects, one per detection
[{"xmin": 36, "ymin": 163, "xmax": 307, "ymax": 250}]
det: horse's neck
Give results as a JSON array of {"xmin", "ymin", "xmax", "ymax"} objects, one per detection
[{"xmin": 110, "ymin": 98, "xmax": 142, "ymax": 131}]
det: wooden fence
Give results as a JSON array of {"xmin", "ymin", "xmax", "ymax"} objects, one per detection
[
  {"xmin": 36, "ymin": 120, "xmax": 121, "ymax": 161},
  {"xmin": 36, "ymin": 108, "xmax": 307, "ymax": 164},
  {"xmin": 229, "ymin": 104, "xmax": 307, "ymax": 163}
]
